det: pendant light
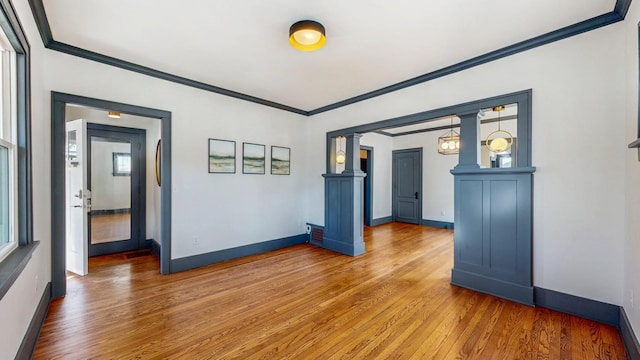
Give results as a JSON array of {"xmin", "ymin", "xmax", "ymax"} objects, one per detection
[
  {"xmin": 485, "ymin": 106, "xmax": 513, "ymax": 153},
  {"xmin": 336, "ymin": 136, "xmax": 346, "ymax": 164},
  {"xmin": 437, "ymin": 117, "xmax": 460, "ymax": 155}
]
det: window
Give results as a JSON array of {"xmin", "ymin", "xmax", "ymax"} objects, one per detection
[
  {"xmin": 0, "ymin": 28, "xmax": 16, "ymax": 262},
  {"xmin": 0, "ymin": 0, "xmax": 33, "ymax": 302},
  {"xmin": 112, "ymin": 152, "xmax": 131, "ymax": 176}
]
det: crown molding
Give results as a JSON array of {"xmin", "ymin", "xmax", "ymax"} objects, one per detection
[{"xmin": 28, "ymin": 0, "xmax": 632, "ymax": 117}]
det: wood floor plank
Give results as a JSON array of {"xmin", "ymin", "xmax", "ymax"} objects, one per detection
[{"xmin": 33, "ymin": 223, "xmax": 628, "ymax": 359}]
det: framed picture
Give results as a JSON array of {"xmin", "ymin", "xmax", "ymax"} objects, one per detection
[
  {"xmin": 208, "ymin": 139, "xmax": 236, "ymax": 173},
  {"xmin": 243, "ymin": 143, "xmax": 265, "ymax": 174},
  {"xmin": 271, "ymin": 146, "xmax": 290, "ymax": 175}
]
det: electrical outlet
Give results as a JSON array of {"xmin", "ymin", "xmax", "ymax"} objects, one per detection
[
  {"xmin": 192, "ymin": 237, "xmax": 199, "ymax": 246},
  {"xmin": 631, "ymin": 290, "xmax": 635, "ymax": 309},
  {"xmin": 440, "ymin": 210, "xmax": 445, "ymax": 216},
  {"xmin": 35, "ymin": 275, "xmax": 38, "ymax": 294}
]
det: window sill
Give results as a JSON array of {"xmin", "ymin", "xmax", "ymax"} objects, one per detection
[{"xmin": 0, "ymin": 241, "xmax": 39, "ymax": 301}]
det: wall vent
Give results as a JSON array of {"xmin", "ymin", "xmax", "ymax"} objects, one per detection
[{"xmin": 307, "ymin": 223, "xmax": 324, "ymax": 246}]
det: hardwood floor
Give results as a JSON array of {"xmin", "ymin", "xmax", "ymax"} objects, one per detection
[
  {"xmin": 34, "ymin": 223, "xmax": 627, "ymax": 359},
  {"xmin": 90, "ymin": 212, "xmax": 130, "ymax": 244}
]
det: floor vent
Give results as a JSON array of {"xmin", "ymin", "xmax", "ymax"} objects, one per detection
[
  {"xmin": 307, "ymin": 223, "xmax": 324, "ymax": 246},
  {"xmin": 312, "ymin": 228, "xmax": 323, "ymax": 243},
  {"xmin": 124, "ymin": 250, "xmax": 152, "ymax": 259}
]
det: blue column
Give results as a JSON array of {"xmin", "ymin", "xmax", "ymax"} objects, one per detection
[
  {"xmin": 454, "ymin": 112, "xmax": 480, "ymax": 170},
  {"xmin": 343, "ymin": 133, "xmax": 363, "ymax": 175},
  {"xmin": 322, "ymin": 133, "xmax": 366, "ymax": 256}
]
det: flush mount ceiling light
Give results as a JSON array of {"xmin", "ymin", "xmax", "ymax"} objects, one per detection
[
  {"xmin": 437, "ymin": 117, "xmax": 460, "ymax": 155},
  {"xmin": 289, "ymin": 20, "xmax": 326, "ymax": 52},
  {"xmin": 485, "ymin": 105, "xmax": 513, "ymax": 153},
  {"xmin": 107, "ymin": 111, "xmax": 121, "ymax": 119}
]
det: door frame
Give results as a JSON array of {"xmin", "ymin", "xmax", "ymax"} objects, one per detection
[
  {"xmin": 86, "ymin": 124, "xmax": 146, "ymax": 256},
  {"xmin": 52, "ymin": 92, "xmax": 172, "ymax": 299},
  {"xmin": 392, "ymin": 148, "xmax": 423, "ymax": 224},
  {"xmin": 360, "ymin": 146, "xmax": 373, "ymax": 226}
]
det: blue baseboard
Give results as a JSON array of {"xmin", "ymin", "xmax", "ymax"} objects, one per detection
[
  {"xmin": 620, "ymin": 307, "xmax": 640, "ymax": 360},
  {"xmin": 171, "ymin": 234, "xmax": 307, "ymax": 272},
  {"xmin": 370, "ymin": 216, "xmax": 392, "ymax": 226},
  {"xmin": 322, "ymin": 236, "xmax": 365, "ymax": 257},
  {"xmin": 534, "ymin": 287, "xmax": 620, "ymax": 327},
  {"xmin": 16, "ymin": 282, "xmax": 50, "ymax": 360},
  {"xmin": 150, "ymin": 239, "xmax": 161, "ymax": 258},
  {"xmin": 422, "ymin": 219, "xmax": 454, "ymax": 229},
  {"xmin": 451, "ymin": 268, "xmax": 534, "ymax": 306}
]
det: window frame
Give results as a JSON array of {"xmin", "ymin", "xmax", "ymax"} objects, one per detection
[
  {"xmin": 0, "ymin": 0, "xmax": 35, "ymax": 302},
  {"xmin": 0, "ymin": 30, "xmax": 19, "ymax": 263}
]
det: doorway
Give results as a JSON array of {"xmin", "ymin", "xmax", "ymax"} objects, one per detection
[
  {"xmin": 392, "ymin": 148, "xmax": 422, "ymax": 225},
  {"xmin": 360, "ymin": 146, "xmax": 373, "ymax": 226},
  {"xmin": 52, "ymin": 92, "xmax": 172, "ymax": 299},
  {"xmin": 87, "ymin": 124, "xmax": 146, "ymax": 257}
]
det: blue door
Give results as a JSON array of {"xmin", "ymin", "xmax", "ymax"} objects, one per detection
[{"xmin": 392, "ymin": 149, "xmax": 422, "ymax": 224}]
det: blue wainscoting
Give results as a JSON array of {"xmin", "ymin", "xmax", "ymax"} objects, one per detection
[{"xmin": 450, "ymin": 168, "xmax": 535, "ymax": 306}]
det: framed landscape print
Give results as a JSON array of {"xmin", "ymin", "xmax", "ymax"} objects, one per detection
[
  {"xmin": 271, "ymin": 146, "xmax": 290, "ymax": 175},
  {"xmin": 243, "ymin": 143, "xmax": 265, "ymax": 174},
  {"xmin": 208, "ymin": 139, "xmax": 236, "ymax": 173}
]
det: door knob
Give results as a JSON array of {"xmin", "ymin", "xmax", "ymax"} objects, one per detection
[
  {"xmin": 73, "ymin": 205, "xmax": 82, "ymax": 208},
  {"xmin": 415, "ymin": 192, "xmax": 419, "ymax": 199}
]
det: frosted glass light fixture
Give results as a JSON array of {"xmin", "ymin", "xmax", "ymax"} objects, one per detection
[
  {"xmin": 336, "ymin": 136, "xmax": 346, "ymax": 164},
  {"xmin": 107, "ymin": 111, "xmax": 121, "ymax": 119},
  {"xmin": 437, "ymin": 117, "xmax": 460, "ymax": 155},
  {"xmin": 289, "ymin": 20, "xmax": 326, "ymax": 51},
  {"xmin": 485, "ymin": 106, "xmax": 513, "ymax": 153}
]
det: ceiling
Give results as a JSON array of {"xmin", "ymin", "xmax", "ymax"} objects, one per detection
[{"xmin": 41, "ymin": 0, "xmax": 615, "ymax": 112}]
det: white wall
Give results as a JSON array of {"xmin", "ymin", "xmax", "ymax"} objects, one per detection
[
  {"xmin": 90, "ymin": 141, "xmax": 131, "ymax": 210},
  {"xmin": 42, "ymin": 48, "xmax": 309, "ymax": 262},
  {"xmin": 624, "ymin": 0, "xmax": 640, "ymax": 342},
  {"xmin": 360, "ymin": 133, "xmax": 393, "ymax": 220},
  {"xmin": 305, "ymin": 22, "xmax": 627, "ymax": 305}
]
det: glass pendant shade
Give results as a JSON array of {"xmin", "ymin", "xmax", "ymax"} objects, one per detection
[
  {"xmin": 335, "ymin": 136, "xmax": 346, "ymax": 164},
  {"xmin": 484, "ymin": 106, "xmax": 513, "ymax": 153},
  {"xmin": 336, "ymin": 151, "xmax": 346, "ymax": 164},
  {"xmin": 485, "ymin": 133, "xmax": 513, "ymax": 152}
]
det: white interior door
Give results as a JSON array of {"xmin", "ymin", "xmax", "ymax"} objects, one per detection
[{"xmin": 65, "ymin": 119, "xmax": 89, "ymax": 276}]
